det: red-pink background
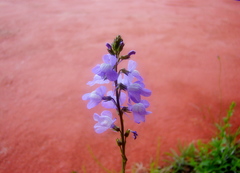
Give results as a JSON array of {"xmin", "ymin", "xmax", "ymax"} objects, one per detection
[{"xmin": 1, "ymin": 0, "xmax": 240, "ymax": 172}]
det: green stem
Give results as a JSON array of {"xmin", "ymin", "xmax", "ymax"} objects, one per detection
[{"xmin": 115, "ymin": 55, "xmax": 127, "ymax": 173}]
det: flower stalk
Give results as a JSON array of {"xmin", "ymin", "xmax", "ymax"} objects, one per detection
[
  {"xmin": 82, "ymin": 35, "xmax": 151, "ymax": 173},
  {"xmin": 114, "ymin": 54, "xmax": 127, "ymax": 172}
]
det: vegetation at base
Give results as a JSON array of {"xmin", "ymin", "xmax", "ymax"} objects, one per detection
[
  {"xmin": 75, "ymin": 102, "xmax": 239, "ymax": 173},
  {"xmin": 133, "ymin": 102, "xmax": 240, "ymax": 173}
]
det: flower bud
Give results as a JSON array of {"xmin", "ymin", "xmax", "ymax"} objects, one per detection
[
  {"xmin": 122, "ymin": 107, "xmax": 131, "ymax": 113},
  {"xmin": 120, "ymin": 68, "xmax": 130, "ymax": 75},
  {"xmin": 116, "ymin": 138, "xmax": 122, "ymax": 146},
  {"xmin": 119, "ymin": 50, "xmax": 136, "ymax": 60},
  {"xmin": 117, "ymin": 41, "xmax": 125, "ymax": 53},
  {"xmin": 128, "ymin": 50, "xmax": 136, "ymax": 56},
  {"xmin": 102, "ymin": 96, "xmax": 113, "ymax": 101},
  {"xmin": 112, "ymin": 35, "xmax": 124, "ymax": 54},
  {"xmin": 124, "ymin": 129, "xmax": 130, "ymax": 138},
  {"xmin": 111, "ymin": 124, "xmax": 120, "ymax": 132},
  {"xmin": 130, "ymin": 130, "xmax": 138, "ymax": 140},
  {"xmin": 106, "ymin": 43, "xmax": 112, "ymax": 50},
  {"xmin": 106, "ymin": 43, "xmax": 115, "ymax": 55},
  {"xmin": 117, "ymin": 83, "xmax": 127, "ymax": 91}
]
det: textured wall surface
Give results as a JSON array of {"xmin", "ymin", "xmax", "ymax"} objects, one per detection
[{"xmin": 0, "ymin": 0, "xmax": 240, "ymax": 172}]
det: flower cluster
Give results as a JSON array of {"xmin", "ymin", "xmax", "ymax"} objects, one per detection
[{"xmin": 82, "ymin": 35, "xmax": 151, "ymax": 138}]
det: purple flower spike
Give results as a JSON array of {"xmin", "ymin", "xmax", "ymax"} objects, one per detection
[
  {"xmin": 82, "ymin": 86, "xmax": 106, "ymax": 109},
  {"xmin": 129, "ymin": 100, "xmax": 152, "ymax": 124},
  {"xmin": 93, "ymin": 110, "xmax": 116, "ymax": 133},
  {"xmin": 92, "ymin": 54, "xmax": 118, "ymax": 81}
]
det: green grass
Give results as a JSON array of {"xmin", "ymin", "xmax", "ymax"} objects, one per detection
[{"xmin": 142, "ymin": 102, "xmax": 240, "ymax": 173}]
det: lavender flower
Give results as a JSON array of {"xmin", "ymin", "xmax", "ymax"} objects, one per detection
[
  {"xmin": 92, "ymin": 54, "xmax": 118, "ymax": 81},
  {"xmin": 82, "ymin": 86, "xmax": 106, "ymax": 109},
  {"xmin": 129, "ymin": 100, "xmax": 152, "ymax": 123},
  {"xmin": 127, "ymin": 81, "xmax": 151, "ymax": 103},
  {"xmin": 130, "ymin": 130, "xmax": 138, "ymax": 140},
  {"xmin": 93, "ymin": 110, "xmax": 116, "ymax": 133},
  {"xmin": 118, "ymin": 70, "xmax": 151, "ymax": 104},
  {"xmin": 127, "ymin": 60, "xmax": 143, "ymax": 82}
]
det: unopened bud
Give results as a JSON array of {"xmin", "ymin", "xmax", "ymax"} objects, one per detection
[
  {"xmin": 111, "ymin": 124, "xmax": 120, "ymax": 132},
  {"xmin": 118, "ymin": 83, "xmax": 127, "ymax": 91},
  {"xmin": 112, "ymin": 35, "xmax": 124, "ymax": 54},
  {"xmin": 120, "ymin": 50, "xmax": 136, "ymax": 60},
  {"xmin": 116, "ymin": 138, "xmax": 122, "ymax": 146},
  {"xmin": 106, "ymin": 43, "xmax": 115, "ymax": 55},
  {"xmin": 128, "ymin": 50, "xmax": 136, "ymax": 56},
  {"xmin": 106, "ymin": 43, "xmax": 112, "ymax": 50},
  {"xmin": 102, "ymin": 96, "xmax": 113, "ymax": 101},
  {"xmin": 120, "ymin": 68, "xmax": 130, "ymax": 75},
  {"xmin": 122, "ymin": 107, "xmax": 131, "ymax": 113},
  {"xmin": 118, "ymin": 41, "xmax": 125, "ymax": 53},
  {"xmin": 124, "ymin": 129, "xmax": 130, "ymax": 138},
  {"xmin": 130, "ymin": 130, "xmax": 138, "ymax": 140}
]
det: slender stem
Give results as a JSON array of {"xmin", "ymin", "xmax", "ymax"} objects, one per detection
[{"xmin": 114, "ymin": 55, "xmax": 127, "ymax": 173}]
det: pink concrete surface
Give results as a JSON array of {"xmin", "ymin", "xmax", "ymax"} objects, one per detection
[{"xmin": 0, "ymin": 0, "xmax": 240, "ymax": 172}]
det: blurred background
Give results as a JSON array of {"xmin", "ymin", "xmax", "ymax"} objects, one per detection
[{"xmin": 0, "ymin": 0, "xmax": 240, "ymax": 172}]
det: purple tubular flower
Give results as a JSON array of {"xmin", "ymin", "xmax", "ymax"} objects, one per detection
[
  {"xmin": 130, "ymin": 130, "xmax": 138, "ymax": 140},
  {"xmin": 82, "ymin": 86, "xmax": 106, "ymax": 109},
  {"xmin": 127, "ymin": 81, "xmax": 151, "ymax": 103},
  {"xmin": 93, "ymin": 110, "xmax": 116, "ymax": 133},
  {"xmin": 127, "ymin": 60, "xmax": 143, "ymax": 82},
  {"xmin": 92, "ymin": 54, "xmax": 118, "ymax": 81},
  {"xmin": 102, "ymin": 90, "xmax": 127, "ymax": 109},
  {"xmin": 129, "ymin": 100, "xmax": 152, "ymax": 124},
  {"xmin": 87, "ymin": 75, "xmax": 109, "ymax": 86}
]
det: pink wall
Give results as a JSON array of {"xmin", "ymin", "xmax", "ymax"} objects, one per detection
[{"xmin": 0, "ymin": 0, "xmax": 240, "ymax": 172}]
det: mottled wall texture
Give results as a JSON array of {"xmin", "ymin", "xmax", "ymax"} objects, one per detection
[{"xmin": 0, "ymin": 0, "xmax": 240, "ymax": 172}]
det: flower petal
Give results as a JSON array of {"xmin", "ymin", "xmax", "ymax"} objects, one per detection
[
  {"xmin": 129, "ymin": 92, "xmax": 141, "ymax": 103},
  {"xmin": 128, "ymin": 60, "xmax": 137, "ymax": 71},
  {"xmin": 141, "ymin": 88, "xmax": 151, "ymax": 97},
  {"xmin": 102, "ymin": 101, "xmax": 115, "ymax": 109},
  {"xmin": 87, "ymin": 75, "xmax": 109, "ymax": 86},
  {"xmin": 140, "ymin": 100, "xmax": 150, "ymax": 108},
  {"xmin": 101, "ymin": 110, "xmax": 112, "ymax": 118},
  {"xmin": 133, "ymin": 113, "xmax": 145, "ymax": 123},
  {"xmin": 131, "ymin": 70, "xmax": 143, "ymax": 81},
  {"xmin": 92, "ymin": 64, "xmax": 101, "ymax": 74},
  {"xmin": 93, "ymin": 113, "xmax": 100, "ymax": 121},
  {"xmin": 82, "ymin": 93, "xmax": 90, "ymax": 100},
  {"xmin": 135, "ymin": 81, "xmax": 145, "ymax": 88},
  {"xmin": 96, "ymin": 86, "xmax": 107, "ymax": 96},
  {"xmin": 120, "ymin": 92, "xmax": 127, "ymax": 105},
  {"xmin": 87, "ymin": 99, "xmax": 100, "ymax": 109},
  {"xmin": 106, "ymin": 70, "xmax": 118, "ymax": 81},
  {"xmin": 102, "ymin": 54, "xmax": 117, "ymax": 66},
  {"xmin": 94, "ymin": 125, "xmax": 108, "ymax": 133}
]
